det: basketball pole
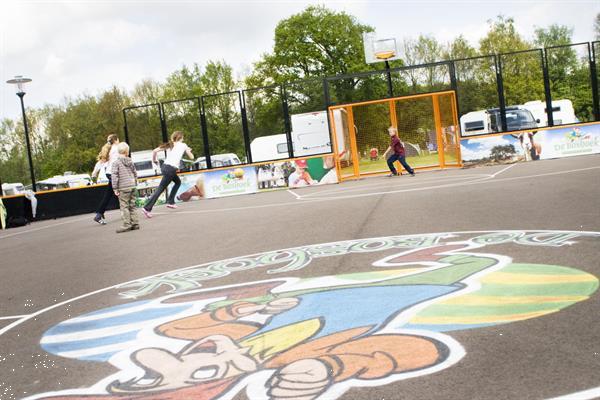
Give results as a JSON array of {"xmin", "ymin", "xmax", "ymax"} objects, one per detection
[{"xmin": 385, "ymin": 60, "xmax": 393, "ymax": 98}]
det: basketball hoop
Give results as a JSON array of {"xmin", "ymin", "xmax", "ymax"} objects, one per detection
[
  {"xmin": 363, "ymin": 33, "xmax": 400, "ymax": 65},
  {"xmin": 374, "ymin": 50, "xmax": 396, "ymax": 60}
]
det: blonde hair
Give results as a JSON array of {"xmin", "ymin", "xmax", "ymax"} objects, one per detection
[
  {"xmin": 117, "ymin": 142, "xmax": 130, "ymax": 155},
  {"xmin": 388, "ymin": 126, "xmax": 398, "ymax": 135},
  {"xmin": 159, "ymin": 131, "xmax": 184, "ymax": 150},
  {"xmin": 97, "ymin": 134, "xmax": 119, "ymax": 162}
]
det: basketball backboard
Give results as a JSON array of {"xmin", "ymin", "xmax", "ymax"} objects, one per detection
[{"xmin": 363, "ymin": 32, "xmax": 401, "ymax": 64}]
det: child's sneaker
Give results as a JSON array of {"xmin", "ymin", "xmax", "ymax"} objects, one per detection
[
  {"xmin": 166, "ymin": 204, "xmax": 178, "ymax": 209},
  {"xmin": 142, "ymin": 208, "xmax": 153, "ymax": 219},
  {"xmin": 93, "ymin": 213, "xmax": 107, "ymax": 225}
]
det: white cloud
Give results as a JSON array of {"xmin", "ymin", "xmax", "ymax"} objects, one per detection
[
  {"xmin": 42, "ymin": 54, "xmax": 65, "ymax": 78},
  {"xmin": 467, "ymin": 136, "xmax": 511, "ymax": 149}
]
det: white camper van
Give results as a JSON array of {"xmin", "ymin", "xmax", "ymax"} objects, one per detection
[
  {"xmin": 2, "ymin": 183, "xmax": 25, "ymax": 196},
  {"xmin": 36, "ymin": 173, "xmax": 93, "ymax": 191},
  {"xmin": 459, "ymin": 110, "xmax": 492, "ymax": 136},
  {"xmin": 460, "ymin": 106, "xmax": 539, "ymax": 136},
  {"xmin": 193, "ymin": 153, "xmax": 242, "ymax": 169},
  {"xmin": 131, "ymin": 150, "xmax": 166, "ymax": 178},
  {"xmin": 249, "ymin": 109, "xmax": 348, "ymax": 162},
  {"xmin": 522, "ymin": 99, "xmax": 577, "ymax": 126}
]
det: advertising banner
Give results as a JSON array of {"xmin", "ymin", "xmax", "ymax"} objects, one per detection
[
  {"xmin": 135, "ymin": 154, "xmax": 338, "ymax": 205},
  {"xmin": 460, "ymin": 122, "xmax": 600, "ymax": 167},
  {"xmin": 202, "ymin": 166, "xmax": 258, "ymax": 199},
  {"xmin": 256, "ymin": 155, "xmax": 338, "ymax": 190},
  {"xmin": 537, "ymin": 124, "xmax": 600, "ymax": 160},
  {"xmin": 460, "ymin": 134, "xmax": 525, "ymax": 167}
]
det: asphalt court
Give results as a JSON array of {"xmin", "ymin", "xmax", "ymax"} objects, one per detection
[{"xmin": 1, "ymin": 154, "xmax": 600, "ymax": 400}]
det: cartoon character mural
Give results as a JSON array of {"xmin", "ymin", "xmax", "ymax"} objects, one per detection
[{"xmin": 31, "ymin": 234, "xmax": 599, "ymax": 400}]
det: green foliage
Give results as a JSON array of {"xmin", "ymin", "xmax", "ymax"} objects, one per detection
[
  {"xmin": 490, "ymin": 144, "xmax": 516, "ymax": 161},
  {"xmin": 249, "ymin": 5, "xmax": 373, "ymax": 87},
  {"xmin": 480, "ymin": 16, "xmax": 530, "ymax": 55}
]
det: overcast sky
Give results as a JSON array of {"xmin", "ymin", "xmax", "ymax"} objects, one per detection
[{"xmin": 1, "ymin": 0, "xmax": 598, "ymax": 121}]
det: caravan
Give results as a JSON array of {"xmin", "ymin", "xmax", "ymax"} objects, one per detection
[
  {"xmin": 460, "ymin": 99, "xmax": 577, "ymax": 136},
  {"xmin": 36, "ymin": 173, "xmax": 93, "ymax": 191},
  {"xmin": 131, "ymin": 150, "xmax": 166, "ymax": 178},
  {"xmin": 2, "ymin": 183, "xmax": 25, "ymax": 196},
  {"xmin": 522, "ymin": 100, "xmax": 578, "ymax": 126},
  {"xmin": 460, "ymin": 106, "xmax": 538, "ymax": 136},
  {"xmin": 249, "ymin": 109, "xmax": 348, "ymax": 162}
]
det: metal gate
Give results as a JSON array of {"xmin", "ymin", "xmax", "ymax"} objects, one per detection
[{"xmin": 329, "ymin": 90, "xmax": 461, "ymax": 180}]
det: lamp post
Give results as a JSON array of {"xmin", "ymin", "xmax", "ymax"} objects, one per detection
[{"xmin": 6, "ymin": 75, "xmax": 36, "ymax": 192}]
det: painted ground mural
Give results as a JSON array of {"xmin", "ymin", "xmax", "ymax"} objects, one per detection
[{"xmin": 25, "ymin": 231, "xmax": 599, "ymax": 400}]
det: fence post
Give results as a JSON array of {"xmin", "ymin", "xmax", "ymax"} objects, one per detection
[
  {"xmin": 323, "ymin": 78, "xmax": 335, "ymax": 157},
  {"xmin": 239, "ymin": 91, "xmax": 253, "ymax": 164},
  {"xmin": 198, "ymin": 97, "xmax": 212, "ymax": 169},
  {"xmin": 281, "ymin": 86, "xmax": 294, "ymax": 158},
  {"xmin": 122, "ymin": 109, "xmax": 130, "ymax": 145},
  {"xmin": 589, "ymin": 43, "xmax": 600, "ymax": 121},
  {"xmin": 432, "ymin": 94, "xmax": 446, "ymax": 168},
  {"xmin": 495, "ymin": 55, "xmax": 508, "ymax": 132},
  {"xmin": 158, "ymin": 103, "xmax": 168, "ymax": 143},
  {"xmin": 541, "ymin": 49, "xmax": 554, "ymax": 127},
  {"xmin": 449, "ymin": 61, "xmax": 460, "ymax": 119}
]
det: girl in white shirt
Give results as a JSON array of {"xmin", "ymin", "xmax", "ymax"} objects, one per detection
[
  {"xmin": 93, "ymin": 134, "xmax": 120, "ymax": 225},
  {"xmin": 142, "ymin": 131, "xmax": 193, "ymax": 218}
]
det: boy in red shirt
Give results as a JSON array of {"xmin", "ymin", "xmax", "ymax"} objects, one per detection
[{"xmin": 383, "ymin": 126, "xmax": 415, "ymax": 177}]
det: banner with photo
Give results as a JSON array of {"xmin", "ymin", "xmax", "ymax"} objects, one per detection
[
  {"xmin": 256, "ymin": 154, "xmax": 338, "ymax": 191},
  {"xmin": 460, "ymin": 122, "xmax": 600, "ymax": 167},
  {"xmin": 134, "ymin": 154, "xmax": 338, "ymax": 205},
  {"xmin": 537, "ymin": 124, "xmax": 600, "ymax": 160}
]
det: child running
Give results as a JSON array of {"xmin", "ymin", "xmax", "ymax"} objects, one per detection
[
  {"xmin": 111, "ymin": 142, "xmax": 139, "ymax": 233},
  {"xmin": 92, "ymin": 134, "xmax": 120, "ymax": 224},
  {"xmin": 383, "ymin": 126, "xmax": 415, "ymax": 177},
  {"xmin": 142, "ymin": 131, "xmax": 193, "ymax": 218}
]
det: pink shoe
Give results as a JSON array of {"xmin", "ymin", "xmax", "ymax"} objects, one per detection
[
  {"xmin": 142, "ymin": 208, "xmax": 153, "ymax": 218},
  {"xmin": 166, "ymin": 204, "xmax": 178, "ymax": 209}
]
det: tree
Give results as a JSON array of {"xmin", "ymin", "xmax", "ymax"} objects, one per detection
[
  {"xmin": 490, "ymin": 144, "xmax": 516, "ymax": 161},
  {"xmin": 480, "ymin": 16, "xmax": 543, "ymax": 107},
  {"xmin": 249, "ymin": 5, "xmax": 373, "ymax": 86},
  {"xmin": 401, "ymin": 35, "xmax": 447, "ymax": 92},
  {"xmin": 444, "ymin": 35, "xmax": 478, "ymax": 61},
  {"xmin": 594, "ymin": 13, "xmax": 600, "ymax": 40},
  {"xmin": 479, "ymin": 16, "xmax": 530, "ymax": 55}
]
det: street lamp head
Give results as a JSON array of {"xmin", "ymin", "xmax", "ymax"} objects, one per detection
[{"xmin": 6, "ymin": 75, "xmax": 32, "ymax": 95}]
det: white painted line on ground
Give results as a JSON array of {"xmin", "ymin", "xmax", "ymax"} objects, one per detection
[
  {"xmin": 300, "ymin": 174, "xmax": 492, "ymax": 198},
  {"xmin": 490, "ymin": 163, "xmax": 517, "ymax": 177},
  {"xmin": 286, "ymin": 189, "xmax": 302, "ymax": 199},
  {"xmin": 0, "ymin": 215, "xmax": 91, "ymax": 240},
  {"xmin": 0, "ymin": 315, "xmax": 30, "ymax": 321},
  {"xmin": 307, "ymin": 165, "xmax": 600, "ymax": 202},
  {"xmin": 546, "ymin": 386, "xmax": 600, "ymax": 400}
]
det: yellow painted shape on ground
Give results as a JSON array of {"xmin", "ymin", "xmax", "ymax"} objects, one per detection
[
  {"xmin": 480, "ymin": 272, "xmax": 597, "ymax": 285},
  {"xmin": 441, "ymin": 295, "xmax": 588, "ymax": 305},
  {"xmin": 411, "ymin": 309, "xmax": 556, "ymax": 325},
  {"xmin": 240, "ymin": 318, "xmax": 321, "ymax": 359}
]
